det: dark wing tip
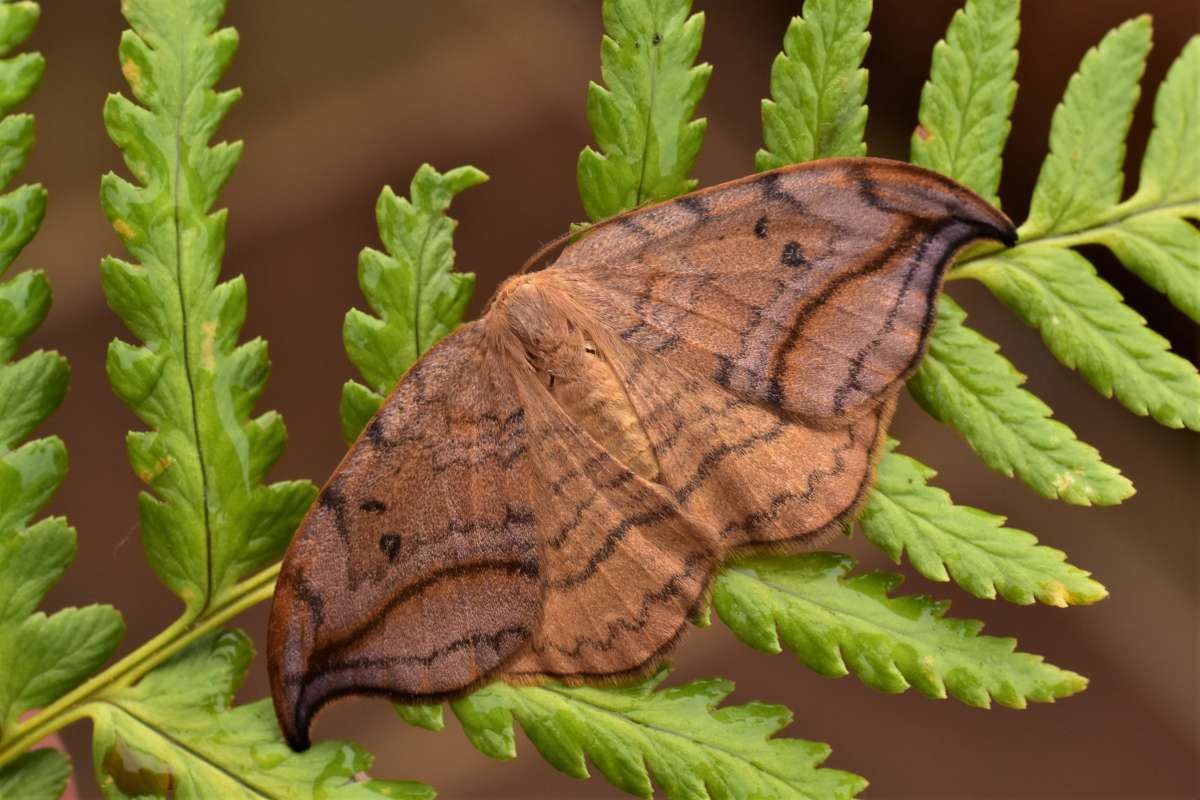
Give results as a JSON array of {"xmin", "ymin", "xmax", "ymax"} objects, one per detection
[
  {"xmin": 268, "ymin": 579, "xmax": 317, "ymax": 752},
  {"xmin": 995, "ymin": 218, "xmax": 1019, "ymax": 248},
  {"xmin": 284, "ymin": 698, "xmax": 314, "ymax": 752}
]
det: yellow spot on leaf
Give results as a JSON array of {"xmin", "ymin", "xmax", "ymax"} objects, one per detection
[
  {"xmin": 137, "ymin": 456, "xmax": 174, "ymax": 483},
  {"xmin": 113, "ymin": 219, "xmax": 136, "ymax": 240},
  {"xmin": 1041, "ymin": 580, "xmax": 1070, "ymax": 608},
  {"xmin": 201, "ymin": 321, "xmax": 217, "ymax": 370},
  {"xmin": 1054, "ymin": 472, "xmax": 1075, "ymax": 494},
  {"xmin": 122, "ymin": 59, "xmax": 141, "ymax": 92},
  {"xmin": 915, "ymin": 124, "xmax": 932, "ymax": 142}
]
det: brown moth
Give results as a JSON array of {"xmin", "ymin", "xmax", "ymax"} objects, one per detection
[{"xmin": 268, "ymin": 157, "xmax": 1015, "ymax": 750}]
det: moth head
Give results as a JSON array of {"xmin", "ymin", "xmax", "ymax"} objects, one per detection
[{"xmin": 494, "ymin": 277, "xmax": 591, "ymax": 376}]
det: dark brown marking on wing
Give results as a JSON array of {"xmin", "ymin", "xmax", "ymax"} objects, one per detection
[
  {"xmin": 618, "ymin": 216, "xmax": 653, "ymax": 240},
  {"xmin": 549, "ymin": 504, "xmax": 680, "ymax": 590},
  {"xmin": 534, "ymin": 552, "xmax": 709, "ymax": 658},
  {"xmin": 378, "ymin": 533, "xmax": 402, "ymax": 562},
  {"xmin": 318, "ymin": 484, "xmax": 351, "ymax": 546},
  {"xmin": 765, "ymin": 217, "xmax": 949, "ymax": 413},
  {"xmin": 754, "ymin": 215, "xmax": 769, "ymax": 239},
  {"xmin": 676, "ymin": 194, "xmax": 710, "ymax": 221},
  {"xmin": 718, "ymin": 410, "xmax": 881, "ymax": 545},
  {"xmin": 759, "ymin": 170, "xmax": 808, "ymax": 211},
  {"xmin": 508, "ymin": 594, "xmax": 704, "ymax": 682},
  {"xmin": 851, "ymin": 161, "xmax": 890, "ymax": 212},
  {"xmin": 293, "ymin": 574, "xmax": 325, "ymax": 629},
  {"xmin": 365, "ymin": 416, "xmax": 391, "ymax": 448},
  {"xmin": 672, "ymin": 420, "xmax": 789, "ymax": 504},
  {"xmin": 308, "ymin": 559, "xmax": 540, "ymax": 666},
  {"xmin": 286, "ymin": 625, "xmax": 532, "ymax": 686},
  {"xmin": 828, "ymin": 219, "xmax": 987, "ymax": 416},
  {"xmin": 360, "ymin": 499, "xmax": 387, "ymax": 513},
  {"xmin": 780, "ymin": 240, "xmax": 807, "ymax": 268},
  {"xmin": 410, "ymin": 505, "xmax": 537, "ymax": 553}
]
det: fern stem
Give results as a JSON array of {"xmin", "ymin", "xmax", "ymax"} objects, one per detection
[{"xmin": 0, "ymin": 563, "xmax": 280, "ymax": 768}]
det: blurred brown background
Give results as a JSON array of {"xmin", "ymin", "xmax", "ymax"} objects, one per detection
[{"xmin": 15, "ymin": 1, "xmax": 1198, "ymax": 798}]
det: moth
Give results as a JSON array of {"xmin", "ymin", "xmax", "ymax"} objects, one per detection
[{"xmin": 268, "ymin": 157, "xmax": 1015, "ymax": 750}]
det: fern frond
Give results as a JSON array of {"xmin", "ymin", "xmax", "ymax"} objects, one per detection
[
  {"xmin": 908, "ymin": 298, "xmax": 1132, "ymax": 505},
  {"xmin": 577, "ymin": 0, "xmax": 711, "ymax": 220},
  {"xmin": 713, "ymin": 553, "xmax": 1087, "ymax": 708},
  {"xmin": 904, "ymin": 0, "xmax": 1133, "ymax": 504},
  {"xmin": 956, "ymin": 20, "xmax": 1200, "ymax": 430},
  {"xmin": 1096, "ymin": 36, "xmax": 1199, "ymax": 322},
  {"xmin": 449, "ymin": 669, "xmax": 866, "ymax": 800},
  {"xmin": 757, "ymin": 0, "xmax": 871, "ymax": 170},
  {"xmin": 910, "ymin": 0, "xmax": 1017, "ymax": 206},
  {"xmin": 340, "ymin": 164, "xmax": 486, "ymax": 442},
  {"xmin": 99, "ymin": 0, "xmax": 316, "ymax": 615},
  {"xmin": 862, "ymin": 440, "xmax": 1106, "ymax": 605},
  {"xmin": 0, "ymin": 5, "xmax": 122, "ymax": 796},
  {"xmin": 962, "ymin": 244, "xmax": 1199, "ymax": 428}
]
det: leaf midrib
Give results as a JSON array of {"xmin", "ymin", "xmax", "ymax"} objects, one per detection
[
  {"xmin": 98, "ymin": 699, "xmax": 275, "ymax": 799},
  {"xmin": 168, "ymin": 20, "xmax": 216, "ymax": 617}
]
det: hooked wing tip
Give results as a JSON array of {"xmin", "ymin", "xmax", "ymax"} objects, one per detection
[
  {"xmin": 284, "ymin": 699, "xmax": 314, "ymax": 752},
  {"xmin": 995, "ymin": 217, "xmax": 1019, "ymax": 248},
  {"xmin": 267, "ymin": 577, "xmax": 318, "ymax": 752},
  {"xmin": 965, "ymin": 208, "xmax": 1017, "ymax": 249}
]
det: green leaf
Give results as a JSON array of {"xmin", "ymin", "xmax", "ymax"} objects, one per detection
[
  {"xmin": 1022, "ymin": 17, "xmax": 1151, "ymax": 239},
  {"xmin": 0, "ymin": 437, "xmax": 62, "ymax": 533},
  {"xmin": 0, "ymin": 349, "xmax": 68, "ymax": 454},
  {"xmin": 1132, "ymin": 36, "xmax": 1199, "ymax": 207},
  {"xmin": 909, "ymin": 296, "xmax": 1132, "ymax": 505},
  {"xmin": 100, "ymin": 0, "xmax": 316, "ymax": 613},
  {"xmin": 713, "ymin": 553, "xmax": 1087, "ymax": 708},
  {"xmin": 0, "ymin": 50, "xmax": 41, "ymax": 119},
  {"xmin": 338, "ymin": 379, "xmax": 383, "ymax": 445},
  {"xmin": 577, "ymin": 0, "xmax": 711, "ymax": 220},
  {"xmin": 910, "ymin": 0, "xmax": 1018, "ymax": 206},
  {"xmin": 0, "ymin": 182, "xmax": 44, "ymax": 273},
  {"xmin": 862, "ymin": 440, "xmax": 1107, "ymax": 605},
  {"xmin": 0, "ymin": 3, "xmax": 121, "ymax": 755},
  {"xmin": 952, "ymin": 26, "xmax": 1199, "ymax": 431},
  {"xmin": 90, "ymin": 630, "xmax": 433, "ymax": 800},
  {"xmin": 0, "ymin": 604, "xmax": 124, "ymax": 733},
  {"xmin": 0, "ymin": 467, "xmax": 124, "ymax": 738},
  {"xmin": 0, "ymin": 748, "xmax": 70, "ymax": 800},
  {"xmin": 1097, "ymin": 37, "xmax": 1200, "ymax": 322},
  {"xmin": 0, "ymin": 4, "xmax": 40, "ymax": 60},
  {"xmin": 0, "ymin": 113, "xmax": 34, "ymax": 191},
  {"xmin": 0, "ymin": 512, "xmax": 123, "ymax": 739},
  {"xmin": 451, "ymin": 669, "xmax": 865, "ymax": 800},
  {"xmin": 340, "ymin": 163, "xmax": 485, "ymax": 441},
  {"xmin": 1096, "ymin": 211, "xmax": 1199, "ymax": 323},
  {"xmin": 0, "ymin": 269, "xmax": 51, "ymax": 363},
  {"xmin": 393, "ymin": 702, "xmax": 444, "ymax": 733},
  {"xmin": 756, "ymin": 0, "xmax": 871, "ymax": 170},
  {"xmin": 961, "ymin": 245, "xmax": 1200, "ymax": 430}
]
